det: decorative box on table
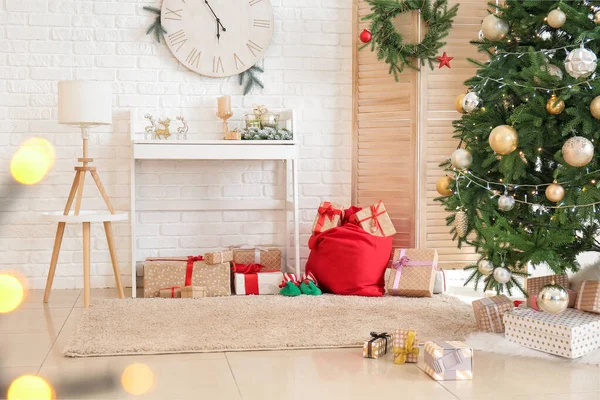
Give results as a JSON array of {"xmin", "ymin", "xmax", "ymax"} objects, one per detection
[
  {"xmin": 393, "ymin": 329, "xmax": 419, "ymax": 364},
  {"xmin": 363, "ymin": 332, "xmax": 393, "ymax": 359},
  {"xmin": 231, "ymin": 247, "xmax": 282, "ymax": 270},
  {"xmin": 526, "ymin": 274, "xmax": 569, "ymax": 307},
  {"xmin": 355, "ymin": 200, "xmax": 397, "ymax": 237},
  {"xmin": 312, "ymin": 201, "xmax": 343, "ymax": 235},
  {"xmin": 233, "ymin": 263, "xmax": 282, "ymax": 295},
  {"xmin": 576, "ymin": 280, "xmax": 600, "ymax": 314},
  {"xmin": 504, "ymin": 308, "xmax": 600, "ymax": 358},
  {"xmin": 144, "ymin": 256, "xmax": 231, "ymax": 298},
  {"xmin": 204, "ymin": 249, "xmax": 233, "ymax": 265},
  {"xmin": 472, "ymin": 295, "xmax": 513, "ymax": 333},
  {"xmin": 423, "ymin": 341, "xmax": 473, "ymax": 381},
  {"xmin": 386, "ymin": 248, "xmax": 438, "ymax": 297}
]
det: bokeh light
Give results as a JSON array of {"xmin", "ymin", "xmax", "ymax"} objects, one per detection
[
  {"xmin": 121, "ymin": 363, "xmax": 154, "ymax": 396},
  {"xmin": 7, "ymin": 375, "xmax": 54, "ymax": 400},
  {"xmin": 0, "ymin": 273, "xmax": 25, "ymax": 313},
  {"xmin": 10, "ymin": 137, "xmax": 55, "ymax": 185}
]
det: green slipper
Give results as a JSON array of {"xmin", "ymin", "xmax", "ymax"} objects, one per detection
[
  {"xmin": 300, "ymin": 280, "xmax": 322, "ymax": 296},
  {"xmin": 279, "ymin": 281, "xmax": 302, "ymax": 297}
]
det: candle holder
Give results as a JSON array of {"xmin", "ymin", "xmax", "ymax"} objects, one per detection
[{"xmin": 216, "ymin": 111, "xmax": 233, "ymax": 136}]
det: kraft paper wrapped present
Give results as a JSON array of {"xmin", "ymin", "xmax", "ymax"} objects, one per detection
[
  {"xmin": 392, "ymin": 329, "xmax": 419, "ymax": 364},
  {"xmin": 204, "ymin": 249, "xmax": 233, "ymax": 265},
  {"xmin": 233, "ymin": 263, "xmax": 282, "ymax": 295},
  {"xmin": 576, "ymin": 280, "xmax": 600, "ymax": 314},
  {"xmin": 181, "ymin": 286, "xmax": 206, "ymax": 299},
  {"xmin": 504, "ymin": 308, "xmax": 600, "ymax": 358},
  {"xmin": 387, "ymin": 248, "xmax": 438, "ymax": 297},
  {"xmin": 144, "ymin": 256, "xmax": 231, "ymax": 298},
  {"xmin": 312, "ymin": 201, "xmax": 343, "ymax": 234},
  {"xmin": 472, "ymin": 295, "xmax": 513, "ymax": 333},
  {"xmin": 355, "ymin": 200, "xmax": 397, "ymax": 237},
  {"xmin": 159, "ymin": 286, "xmax": 181, "ymax": 298},
  {"xmin": 362, "ymin": 332, "xmax": 393, "ymax": 359},
  {"xmin": 526, "ymin": 274, "xmax": 569, "ymax": 307},
  {"xmin": 231, "ymin": 246, "xmax": 282, "ymax": 271},
  {"xmin": 423, "ymin": 341, "xmax": 473, "ymax": 381}
]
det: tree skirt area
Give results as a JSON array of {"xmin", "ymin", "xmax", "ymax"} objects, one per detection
[{"xmin": 64, "ymin": 294, "xmax": 476, "ymax": 357}]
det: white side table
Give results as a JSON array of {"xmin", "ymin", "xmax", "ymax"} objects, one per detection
[{"xmin": 42, "ymin": 211, "xmax": 129, "ymax": 308}]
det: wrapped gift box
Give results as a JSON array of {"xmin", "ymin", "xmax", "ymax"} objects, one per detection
[
  {"xmin": 504, "ymin": 308, "xmax": 600, "ymax": 358},
  {"xmin": 231, "ymin": 247, "xmax": 282, "ymax": 270},
  {"xmin": 144, "ymin": 256, "xmax": 231, "ymax": 298},
  {"xmin": 312, "ymin": 201, "xmax": 343, "ymax": 235},
  {"xmin": 233, "ymin": 264, "xmax": 283, "ymax": 295},
  {"xmin": 576, "ymin": 280, "xmax": 600, "ymax": 314},
  {"xmin": 392, "ymin": 329, "xmax": 419, "ymax": 364},
  {"xmin": 159, "ymin": 286, "xmax": 181, "ymax": 298},
  {"xmin": 181, "ymin": 286, "xmax": 206, "ymax": 299},
  {"xmin": 423, "ymin": 341, "xmax": 473, "ymax": 381},
  {"xmin": 386, "ymin": 248, "xmax": 438, "ymax": 297},
  {"xmin": 355, "ymin": 200, "xmax": 397, "ymax": 237},
  {"xmin": 472, "ymin": 295, "xmax": 513, "ymax": 333},
  {"xmin": 204, "ymin": 249, "xmax": 233, "ymax": 265},
  {"xmin": 526, "ymin": 274, "xmax": 569, "ymax": 307},
  {"xmin": 363, "ymin": 332, "xmax": 393, "ymax": 359}
]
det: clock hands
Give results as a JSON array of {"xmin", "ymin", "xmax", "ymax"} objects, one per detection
[{"xmin": 204, "ymin": 0, "xmax": 226, "ymax": 42}]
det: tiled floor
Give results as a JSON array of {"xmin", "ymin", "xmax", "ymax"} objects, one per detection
[{"xmin": 1, "ymin": 288, "xmax": 599, "ymax": 400}]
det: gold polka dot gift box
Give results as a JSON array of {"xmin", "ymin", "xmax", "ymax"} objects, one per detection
[
  {"xmin": 363, "ymin": 332, "xmax": 394, "ymax": 359},
  {"xmin": 472, "ymin": 295, "xmax": 513, "ymax": 333},
  {"xmin": 504, "ymin": 308, "xmax": 600, "ymax": 359},
  {"xmin": 423, "ymin": 341, "xmax": 473, "ymax": 381},
  {"xmin": 144, "ymin": 256, "xmax": 231, "ymax": 298}
]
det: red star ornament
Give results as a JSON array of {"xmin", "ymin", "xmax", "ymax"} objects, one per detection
[{"xmin": 436, "ymin": 52, "xmax": 454, "ymax": 69}]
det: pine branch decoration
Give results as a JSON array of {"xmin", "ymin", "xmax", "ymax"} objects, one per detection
[
  {"xmin": 238, "ymin": 64, "xmax": 265, "ymax": 95},
  {"xmin": 144, "ymin": 6, "xmax": 167, "ymax": 43}
]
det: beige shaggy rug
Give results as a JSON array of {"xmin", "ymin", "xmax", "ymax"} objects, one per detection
[{"xmin": 64, "ymin": 294, "xmax": 477, "ymax": 357}]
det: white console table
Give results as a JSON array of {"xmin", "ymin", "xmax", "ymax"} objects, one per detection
[{"xmin": 130, "ymin": 139, "xmax": 300, "ymax": 297}]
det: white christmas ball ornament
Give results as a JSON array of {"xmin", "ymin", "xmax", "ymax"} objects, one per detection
[
  {"xmin": 493, "ymin": 265, "xmax": 512, "ymax": 284},
  {"xmin": 481, "ymin": 14, "xmax": 509, "ymax": 41},
  {"xmin": 498, "ymin": 194, "xmax": 515, "ymax": 211},
  {"xmin": 544, "ymin": 64, "xmax": 563, "ymax": 80},
  {"xmin": 547, "ymin": 8, "xmax": 566, "ymax": 29},
  {"xmin": 462, "ymin": 92, "xmax": 481, "ymax": 113},
  {"xmin": 565, "ymin": 47, "xmax": 597, "ymax": 79},
  {"xmin": 451, "ymin": 149, "xmax": 473, "ymax": 170},
  {"xmin": 477, "ymin": 259, "xmax": 494, "ymax": 276},
  {"xmin": 562, "ymin": 136, "xmax": 594, "ymax": 167}
]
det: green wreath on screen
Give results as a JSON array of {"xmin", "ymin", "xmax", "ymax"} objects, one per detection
[{"xmin": 362, "ymin": 0, "xmax": 458, "ymax": 81}]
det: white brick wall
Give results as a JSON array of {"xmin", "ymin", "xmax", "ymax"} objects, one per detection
[{"xmin": 0, "ymin": 0, "xmax": 352, "ymax": 290}]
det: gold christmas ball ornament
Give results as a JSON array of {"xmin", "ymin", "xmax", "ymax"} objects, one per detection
[
  {"xmin": 547, "ymin": 8, "xmax": 566, "ymax": 28},
  {"xmin": 562, "ymin": 136, "xmax": 594, "ymax": 167},
  {"xmin": 456, "ymin": 93, "xmax": 467, "ymax": 114},
  {"xmin": 462, "ymin": 92, "xmax": 482, "ymax": 113},
  {"xmin": 481, "ymin": 14, "xmax": 509, "ymax": 41},
  {"xmin": 477, "ymin": 259, "xmax": 494, "ymax": 276},
  {"xmin": 454, "ymin": 210, "xmax": 468, "ymax": 238},
  {"xmin": 451, "ymin": 149, "xmax": 473, "ymax": 170},
  {"xmin": 436, "ymin": 176, "xmax": 453, "ymax": 196},
  {"xmin": 594, "ymin": 11, "xmax": 600, "ymax": 25},
  {"xmin": 545, "ymin": 181, "xmax": 565, "ymax": 202},
  {"xmin": 489, "ymin": 125, "xmax": 518, "ymax": 155},
  {"xmin": 565, "ymin": 47, "xmax": 597, "ymax": 79},
  {"xmin": 493, "ymin": 264, "xmax": 512, "ymax": 284},
  {"xmin": 537, "ymin": 282, "xmax": 569, "ymax": 314},
  {"xmin": 590, "ymin": 96, "xmax": 600, "ymax": 119},
  {"xmin": 546, "ymin": 94, "xmax": 565, "ymax": 115}
]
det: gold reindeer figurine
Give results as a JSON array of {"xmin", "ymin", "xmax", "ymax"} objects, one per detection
[{"xmin": 154, "ymin": 118, "xmax": 171, "ymax": 140}]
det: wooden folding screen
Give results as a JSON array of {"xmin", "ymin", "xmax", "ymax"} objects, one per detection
[{"xmin": 352, "ymin": 0, "xmax": 489, "ymax": 268}]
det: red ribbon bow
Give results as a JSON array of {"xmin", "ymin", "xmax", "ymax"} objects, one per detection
[
  {"xmin": 185, "ymin": 255, "xmax": 203, "ymax": 287},
  {"xmin": 315, "ymin": 202, "xmax": 342, "ymax": 233}
]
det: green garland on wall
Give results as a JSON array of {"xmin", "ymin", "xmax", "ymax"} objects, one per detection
[{"xmin": 142, "ymin": 6, "xmax": 265, "ymax": 95}]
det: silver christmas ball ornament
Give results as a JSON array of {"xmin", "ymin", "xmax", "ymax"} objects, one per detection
[
  {"xmin": 478, "ymin": 30, "xmax": 485, "ymax": 40},
  {"xmin": 543, "ymin": 64, "xmax": 563, "ymax": 80},
  {"xmin": 537, "ymin": 282, "xmax": 569, "ymax": 314},
  {"xmin": 477, "ymin": 259, "xmax": 494, "ymax": 276},
  {"xmin": 562, "ymin": 136, "xmax": 594, "ymax": 167},
  {"xmin": 462, "ymin": 92, "xmax": 482, "ymax": 113},
  {"xmin": 498, "ymin": 194, "xmax": 515, "ymax": 211},
  {"xmin": 451, "ymin": 149, "xmax": 473, "ymax": 170},
  {"xmin": 481, "ymin": 14, "xmax": 509, "ymax": 41},
  {"xmin": 493, "ymin": 265, "xmax": 512, "ymax": 284},
  {"xmin": 565, "ymin": 47, "xmax": 597, "ymax": 79}
]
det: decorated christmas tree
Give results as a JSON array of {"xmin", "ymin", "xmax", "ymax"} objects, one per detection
[{"xmin": 438, "ymin": 0, "xmax": 600, "ymax": 295}]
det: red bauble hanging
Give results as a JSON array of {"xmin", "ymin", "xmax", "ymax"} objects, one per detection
[{"xmin": 359, "ymin": 29, "xmax": 372, "ymax": 43}]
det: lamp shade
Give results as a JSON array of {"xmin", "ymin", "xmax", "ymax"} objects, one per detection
[{"xmin": 58, "ymin": 80, "xmax": 112, "ymax": 126}]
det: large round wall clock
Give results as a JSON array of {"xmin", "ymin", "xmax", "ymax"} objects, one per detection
[{"xmin": 161, "ymin": 0, "xmax": 274, "ymax": 78}]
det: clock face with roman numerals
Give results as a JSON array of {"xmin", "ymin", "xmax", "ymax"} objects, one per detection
[{"xmin": 161, "ymin": 0, "xmax": 273, "ymax": 78}]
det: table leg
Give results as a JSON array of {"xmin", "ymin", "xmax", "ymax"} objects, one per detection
[
  {"xmin": 83, "ymin": 222, "xmax": 91, "ymax": 308},
  {"xmin": 292, "ymin": 159, "xmax": 300, "ymax": 277},
  {"xmin": 43, "ymin": 222, "xmax": 66, "ymax": 303},
  {"xmin": 104, "ymin": 221, "xmax": 125, "ymax": 299},
  {"xmin": 74, "ymin": 171, "xmax": 86, "ymax": 216}
]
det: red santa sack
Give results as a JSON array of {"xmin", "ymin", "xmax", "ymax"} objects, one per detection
[{"xmin": 306, "ymin": 223, "xmax": 393, "ymax": 297}]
